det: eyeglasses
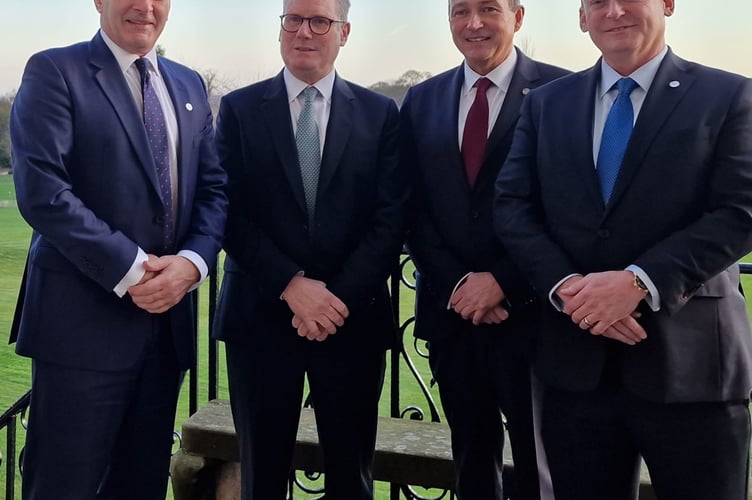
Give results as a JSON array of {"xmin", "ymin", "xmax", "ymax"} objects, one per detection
[{"xmin": 279, "ymin": 14, "xmax": 345, "ymax": 35}]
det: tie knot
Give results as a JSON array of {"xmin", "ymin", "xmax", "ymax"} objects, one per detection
[
  {"xmin": 134, "ymin": 58, "xmax": 151, "ymax": 81},
  {"xmin": 302, "ymin": 86, "xmax": 319, "ymax": 103},
  {"xmin": 616, "ymin": 77, "xmax": 638, "ymax": 96},
  {"xmin": 475, "ymin": 77, "xmax": 492, "ymax": 94}
]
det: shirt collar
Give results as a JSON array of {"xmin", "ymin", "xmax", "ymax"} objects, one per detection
[
  {"xmin": 99, "ymin": 29, "xmax": 160, "ymax": 77},
  {"xmin": 462, "ymin": 47, "xmax": 518, "ymax": 97},
  {"xmin": 598, "ymin": 45, "xmax": 668, "ymax": 99},
  {"xmin": 283, "ymin": 68, "xmax": 336, "ymax": 104}
]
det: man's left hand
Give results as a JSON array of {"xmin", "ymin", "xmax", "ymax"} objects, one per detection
[
  {"xmin": 128, "ymin": 255, "xmax": 200, "ymax": 314},
  {"xmin": 559, "ymin": 270, "xmax": 646, "ymax": 336}
]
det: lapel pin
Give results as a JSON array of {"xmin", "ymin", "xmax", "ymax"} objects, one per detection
[
  {"xmin": 521, "ymin": 88, "xmax": 530, "ymax": 95},
  {"xmin": 669, "ymin": 81, "xmax": 680, "ymax": 88},
  {"xmin": 185, "ymin": 103, "xmax": 193, "ymax": 111}
]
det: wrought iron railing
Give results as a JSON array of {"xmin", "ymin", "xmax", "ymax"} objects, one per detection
[
  {"xmin": 5, "ymin": 260, "xmax": 752, "ymax": 499},
  {"xmin": 0, "ymin": 251, "xmax": 446, "ymax": 500}
]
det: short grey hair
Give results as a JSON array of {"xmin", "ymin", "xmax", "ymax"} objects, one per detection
[
  {"xmin": 283, "ymin": 0, "xmax": 351, "ymax": 21},
  {"xmin": 448, "ymin": 0, "xmax": 521, "ymax": 12}
]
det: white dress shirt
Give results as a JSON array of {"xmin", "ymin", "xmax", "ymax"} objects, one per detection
[
  {"xmin": 284, "ymin": 67, "xmax": 336, "ymax": 154},
  {"xmin": 100, "ymin": 30, "xmax": 207, "ymax": 297}
]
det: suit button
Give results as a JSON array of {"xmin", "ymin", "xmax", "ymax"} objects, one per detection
[
  {"xmin": 471, "ymin": 211, "xmax": 480, "ymax": 220},
  {"xmin": 597, "ymin": 229, "xmax": 611, "ymax": 239},
  {"xmin": 153, "ymin": 215, "xmax": 165, "ymax": 225}
]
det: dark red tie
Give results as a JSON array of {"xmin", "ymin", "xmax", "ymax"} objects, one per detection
[{"xmin": 461, "ymin": 77, "xmax": 492, "ymax": 187}]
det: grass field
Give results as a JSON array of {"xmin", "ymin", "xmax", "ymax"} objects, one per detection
[
  {"xmin": 0, "ymin": 173, "xmax": 439, "ymax": 498},
  {"xmin": 4, "ymin": 170, "xmax": 752, "ymax": 498}
]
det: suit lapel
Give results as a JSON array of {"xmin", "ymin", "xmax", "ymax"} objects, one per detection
[
  {"xmin": 485, "ymin": 49, "xmax": 535, "ymax": 159},
  {"xmin": 89, "ymin": 33, "xmax": 163, "ymax": 199},
  {"xmin": 608, "ymin": 50, "xmax": 693, "ymax": 208},
  {"xmin": 560, "ymin": 66, "xmax": 605, "ymax": 210},
  {"xmin": 159, "ymin": 60, "xmax": 191, "ymax": 224},
  {"xmin": 317, "ymin": 75, "xmax": 353, "ymax": 197},
  {"xmin": 261, "ymin": 72, "xmax": 308, "ymax": 215},
  {"xmin": 425, "ymin": 66, "xmax": 470, "ymax": 203}
]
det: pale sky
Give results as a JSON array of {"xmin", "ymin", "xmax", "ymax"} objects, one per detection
[{"xmin": 1, "ymin": 1, "xmax": 751, "ymax": 95}]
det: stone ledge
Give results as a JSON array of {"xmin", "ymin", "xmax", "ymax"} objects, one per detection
[
  {"xmin": 180, "ymin": 399, "xmax": 457, "ymax": 489},
  {"xmin": 175, "ymin": 399, "xmax": 659, "ymax": 499}
]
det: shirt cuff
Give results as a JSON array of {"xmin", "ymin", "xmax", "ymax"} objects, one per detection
[
  {"xmin": 548, "ymin": 273, "xmax": 582, "ymax": 311},
  {"xmin": 113, "ymin": 247, "xmax": 148, "ymax": 297},
  {"xmin": 447, "ymin": 272, "xmax": 473, "ymax": 310},
  {"xmin": 626, "ymin": 264, "xmax": 660, "ymax": 311},
  {"xmin": 178, "ymin": 250, "xmax": 208, "ymax": 292}
]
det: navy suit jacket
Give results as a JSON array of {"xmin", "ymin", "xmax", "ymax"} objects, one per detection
[
  {"xmin": 495, "ymin": 49, "xmax": 752, "ymax": 403},
  {"xmin": 212, "ymin": 71, "xmax": 408, "ymax": 351},
  {"xmin": 10, "ymin": 32, "xmax": 228, "ymax": 371},
  {"xmin": 402, "ymin": 48, "xmax": 568, "ymax": 345}
]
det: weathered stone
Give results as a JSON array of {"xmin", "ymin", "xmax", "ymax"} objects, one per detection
[{"xmin": 176, "ymin": 399, "xmax": 659, "ymax": 498}]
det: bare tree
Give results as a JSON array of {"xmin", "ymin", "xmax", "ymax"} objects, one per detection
[
  {"xmin": 0, "ymin": 91, "xmax": 16, "ymax": 169},
  {"xmin": 370, "ymin": 70, "xmax": 432, "ymax": 107},
  {"xmin": 516, "ymin": 36, "xmax": 536, "ymax": 58}
]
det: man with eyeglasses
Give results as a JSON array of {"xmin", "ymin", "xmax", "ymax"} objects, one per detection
[
  {"xmin": 401, "ymin": 0, "xmax": 568, "ymax": 499},
  {"xmin": 212, "ymin": 0, "xmax": 408, "ymax": 499}
]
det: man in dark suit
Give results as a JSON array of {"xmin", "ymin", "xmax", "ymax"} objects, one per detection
[
  {"xmin": 211, "ymin": 0, "xmax": 408, "ymax": 499},
  {"xmin": 494, "ymin": 0, "xmax": 752, "ymax": 498},
  {"xmin": 9, "ymin": 1, "xmax": 227, "ymax": 499},
  {"xmin": 401, "ymin": 1, "xmax": 567, "ymax": 498}
]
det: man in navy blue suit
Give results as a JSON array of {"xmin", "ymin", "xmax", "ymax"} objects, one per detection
[
  {"xmin": 9, "ymin": 1, "xmax": 227, "ymax": 498},
  {"xmin": 401, "ymin": 1, "xmax": 567, "ymax": 498},
  {"xmin": 495, "ymin": 0, "xmax": 752, "ymax": 498},
  {"xmin": 212, "ymin": 0, "xmax": 408, "ymax": 499}
]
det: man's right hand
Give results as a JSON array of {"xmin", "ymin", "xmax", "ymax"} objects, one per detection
[{"xmin": 282, "ymin": 275, "xmax": 349, "ymax": 341}]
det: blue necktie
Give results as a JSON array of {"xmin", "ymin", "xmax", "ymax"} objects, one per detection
[
  {"xmin": 135, "ymin": 58, "xmax": 174, "ymax": 249},
  {"xmin": 597, "ymin": 77, "xmax": 638, "ymax": 202},
  {"xmin": 296, "ymin": 86, "xmax": 321, "ymax": 228}
]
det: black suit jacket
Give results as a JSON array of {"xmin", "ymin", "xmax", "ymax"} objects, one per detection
[
  {"xmin": 212, "ymin": 71, "xmax": 408, "ymax": 350},
  {"xmin": 402, "ymin": 48, "xmax": 568, "ymax": 344},
  {"xmin": 495, "ymin": 49, "xmax": 752, "ymax": 403}
]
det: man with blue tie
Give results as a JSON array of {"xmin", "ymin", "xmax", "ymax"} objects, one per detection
[
  {"xmin": 401, "ymin": 0, "xmax": 567, "ymax": 498},
  {"xmin": 9, "ymin": 0, "xmax": 227, "ymax": 498},
  {"xmin": 494, "ymin": 0, "xmax": 752, "ymax": 498},
  {"xmin": 212, "ymin": 0, "xmax": 408, "ymax": 498}
]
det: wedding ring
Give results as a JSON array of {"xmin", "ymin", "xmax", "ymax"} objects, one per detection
[{"xmin": 583, "ymin": 317, "xmax": 592, "ymax": 327}]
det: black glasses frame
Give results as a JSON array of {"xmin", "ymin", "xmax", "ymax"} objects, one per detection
[{"xmin": 279, "ymin": 14, "xmax": 345, "ymax": 35}]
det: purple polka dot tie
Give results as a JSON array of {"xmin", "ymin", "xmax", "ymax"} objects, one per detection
[{"xmin": 135, "ymin": 58, "xmax": 174, "ymax": 250}]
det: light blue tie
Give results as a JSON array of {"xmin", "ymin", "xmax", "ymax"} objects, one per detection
[
  {"xmin": 296, "ymin": 86, "xmax": 321, "ymax": 227},
  {"xmin": 597, "ymin": 77, "xmax": 638, "ymax": 203}
]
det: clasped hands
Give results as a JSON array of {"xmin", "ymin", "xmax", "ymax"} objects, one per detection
[
  {"xmin": 283, "ymin": 275, "xmax": 349, "ymax": 342},
  {"xmin": 128, "ymin": 254, "xmax": 200, "ymax": 314},
  {"xmin": 557, "ymin": 271, "xmax": 648, "ymax": 346},
  {"xmin": 449, "ymin": 272, "xmax": 509, "ymax": 326}
]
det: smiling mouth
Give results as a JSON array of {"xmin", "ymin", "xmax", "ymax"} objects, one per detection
[
  {"xmin": 607, "ymin": 25, "xmax": 634, "ymax": 32},
  {"xmin": 465, "ymin": 36, "xmax": 489, "ymax": 42}
]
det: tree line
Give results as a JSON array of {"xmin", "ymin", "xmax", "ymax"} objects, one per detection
[{"xmin": 0, "ymin": 69, "xmax": 431, "ymax": 172}]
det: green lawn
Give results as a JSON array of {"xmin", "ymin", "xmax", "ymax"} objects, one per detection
[
  {"xmin": 0, "ymin": 173, "xmax": 439, "ymax": 499},
  {"xmin": 5, "ymin": 170, "xmax": 752, "ymax": 499}
]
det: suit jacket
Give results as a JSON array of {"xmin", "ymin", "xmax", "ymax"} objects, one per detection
[
  {"xmin": 402, "ymin": 48, "xmax": 568, "ymax": 345},
  {"xmin": 9, "ymin": 32, "xmax": 228, "ymax": 371},
  {"xmin": 212, "ymin": 71, "xmax": 408, "ymax": 351},
  {"xmin": 494, "ymin": 48, "xmax": 752, "ymax": 403}
]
